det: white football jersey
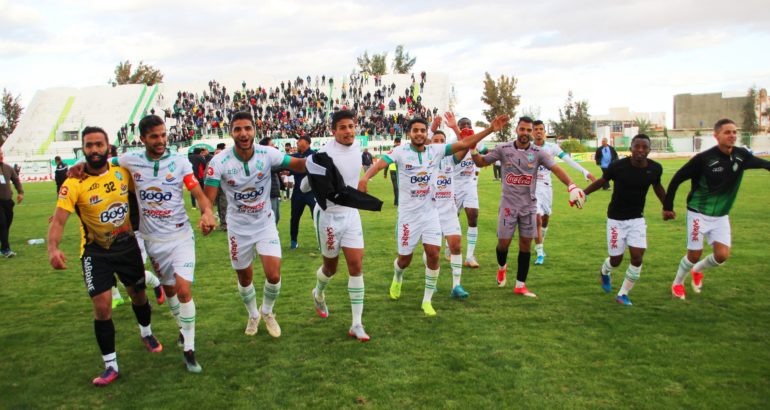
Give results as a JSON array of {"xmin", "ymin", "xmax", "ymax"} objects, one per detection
[
  {"xmin": 318, "ymin": 139, "xmax": 362, "ymax": 213},
  {"xmin": 114, "ymin": 151, "xmax": 195, "ymax": 238},
  {"xmin": 536, "ymin": 141, "xmax": 564, "ymax": 185},
  {"xmin": 383, "ymin": 143, "xmax": 450, "ymax": 214},
  {"xmin": 454, "ymin": 150, "xmax": 478, "ymax": 189},
  {"xmin": 205, "ymin": 146, "xmax": 290, "ymax": 235},
  {"xmin": 432, "ymin": 155, "xmax": 456, "ymax": 204}
]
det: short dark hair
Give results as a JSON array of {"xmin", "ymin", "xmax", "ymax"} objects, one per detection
[
  {"xmin": 298, "ymin": 135, "xmax": 311, "ymax": 145},
  {"xmin": 81, "ymin": 126, "xmax": 109, "ymax": 145},
  {"xmin": 714, "ymin": 118, "xmax": 736, "ymax": 132},
  {"xmin": 458, "ymin": 117, "xmax": 472, "ymax": 125},
  {"xmin": 54, "ymin": 156, "xmax": 61, "ymax": 161},
  {"xmin": 518, "ymin": 116, "xmax": 534, "ymax": 125},
  {"xmin": 192, "ymin": 147, "xmax": 202, "ymax": 155},
  {"xmin": 259, "ymin": 137, "xmax": 271, "ymax": 146},
  {"xmin": 231, "ymin": 111, "xmax": 255, "ymax": 126},
  {"xmin": 632, "ymin": 134, "xmax": 651, "ymax": 143},
  {"xmin": 533, "ymin": 120, "xmax": 544, "ymax": 127},
  {"xmin": 331, "ymin": 110, "xmax": 356, "ymax": 129},
  {"xmin": 285, "ymin": 142, "xmax": 291, "ymax": 147},
  {"xmin": 432, "ymin": 130, "xmax": 446, "ymax": 137},
  {"xmin": 407, "ymin": 118, "xmax": 428, "ymax": 132},
  {"xmin": 138, "ymin": 114, "xmax": 164, "ymax": 136},
  {"xmin": 216, "ymin": 143, "xmax": 226, "ymax": 149},
  {"xmin": 394, "ymin": 137, "xmax": 401, "ymax": 143}
]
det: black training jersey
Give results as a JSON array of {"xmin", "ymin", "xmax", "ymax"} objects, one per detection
[
  {"xmin": 602, "ymin": 157, "xmax": 662, "ymax": 220},
  {"xmin": 663, "ymin": 146, "xmax": 770, "ymax": 217}
]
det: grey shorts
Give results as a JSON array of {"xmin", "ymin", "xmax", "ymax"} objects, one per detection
[{"xmin": 497, "ymin": 207, "xmax": 536, "ymax": 240}]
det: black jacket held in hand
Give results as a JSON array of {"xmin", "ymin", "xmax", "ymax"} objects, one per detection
[{"xmin": 306, "ymin": 152, "xmax": 383, "ymax": 212}]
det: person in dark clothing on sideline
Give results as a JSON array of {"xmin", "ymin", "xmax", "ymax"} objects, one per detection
[
  {"xmin": 595, "ymin": 138, "xmax": 619, "ymax": 190},
  {"xmin": 289, "ymin": 136, "xmax": 315, "ymax": 248},
  {"xmin": 260, "ymin": 137, "xmax": 283, "ymax": 225},
  {"xmin": 54, "ymin": 156, "xmax": 68, "ymax": 195},
  {"xmin": 0, "ymin": 148, "xmax": 24, "ymax": 257},
  {"xmin": 386, "ymin": 137, "xmax": 401, "ymax": 206}
]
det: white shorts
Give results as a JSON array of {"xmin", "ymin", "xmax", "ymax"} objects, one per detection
[
  {"xmin": 607, "ymin": 218, "xmax": 647, "ymax": 256},
  {"xmin": 436, "ymin": 201, "xmax": 461, "ymax": 236},
  {"xmin": 454, "ymin": 186, "xmax": 479, "ymax": 210},
  {"xmin": 314, "ymin": 206, "xmax": 364, "ymax": 258},
  {"xmin": 228, "ymin": 224, "xmax": 282, "ymax": 270},
  {"xmin": 687, "ymin": 211, "xmax": 731, "ymax": 250},
  {"xmin": 397, "ymin": 208, "xmax": 442, "ymax": 255},
  {"xmin": 535, "ymin": 183, "xmax": 553, "ymax": 216},
  {"xmin": 144, "ymin": 233, "xmax": 196, "ymax": 285}
]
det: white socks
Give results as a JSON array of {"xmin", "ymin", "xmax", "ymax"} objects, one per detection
[
  {"xmin": 423, "ymin": 267, "xmax": 439, "ymax": 303},
  {"xmin": 348, "ymin": 275, "xmax": 365, "ymax": 327},
  {"xmin": 674, "ymin": 256, "xmax": 695, "ymax": 285},
  {"xmin": 179, "ymin": 300, "xmax": 196, "ymax": 351},
  {"xmin": 466, "ymin": 227, "xmax": 478, "ymax": 260},
  {"xmin": 238, "ymin": 282, "xmax": 260, "ymax": 318},
  {"xmin": 450, "ymin": 254, "xmax": 462, "ymax": 288},
  {"xmin": 261, "ymin": 280, "xmax": 281, "ymax": 315}
]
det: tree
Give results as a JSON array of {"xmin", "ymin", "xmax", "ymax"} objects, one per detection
[
  {"xmin": 356, "ymin": 51, "xmax": 372, "ymax": 74},
  {"xmin": 0, "ymin": 89, "xmax": 23, "ymax": 146},
  {"xmin": 742, "ymin": 86, "xmax": 759, "ymax": 135},
  {"xmin": 391, "ymin": 45, "xmax": 416, "ymax": 74},
  {"xmin": 635, "ymin": 117, "xmax": 656, "ymax": 136},
  {"xmin": 551, "ymin": 91, "xmax": 592, "ymax": 140},
  {"xmin": 370, "ymin": 53, "xmax": 388, "ymax": 76},
  {"xmin": 521, "ymin": 105, "xmax": 541, "ymax": 120},
  {"xmin": 111, "ymin": 60, "xmax": 164, "ymax": 86},
  {"xmin": 479, "ymin": 72, "xmax": 520, "ymax": 141}
]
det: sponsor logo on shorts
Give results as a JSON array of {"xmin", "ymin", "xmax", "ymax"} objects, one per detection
[
  {"xmin": 83, "ymin": 256, "xmax": 95, "ymax": 292},
  {"xmin": 691, "ymin": 218, "xmax": 700, "ymax": 242},
  {"xmin": 610, "ymin": 226, "xmax": 619, "ymax": 249},
  {"xmin": 401, "ymin": 223, "xmax": 410, "ymax": 247},
  {"xmin": 229, "ymin": 236, "xmax": 238, "ymax": 262},
  {"xmin": 139, "ymin": 187, "xmax": 173, "ymax": 206},
  {"xmin": 150, "ymin": 256, "xmax": 161, "ymax": 274},
  {"xmin": 325, "ymin": 227, "xmax": 335, "ymax": 251},
  {"xmin": 234, "ymin": 186, "xmax": 264, "ymax": 202},
  {"xmin": 99, "ymin": 202, "xmax": 129, "ymax": 226},
  {"xmin": 504, "ymin": 207, "xmax": 512, "ymax": 218},
  {"xmin": 505, "ymin": 173, "xmax": 533, "ymax": 186}
]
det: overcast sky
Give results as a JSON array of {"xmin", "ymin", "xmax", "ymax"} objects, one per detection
[{"xmin": 2, "ymin": 0, "xmax": 769, "ymax": 127}]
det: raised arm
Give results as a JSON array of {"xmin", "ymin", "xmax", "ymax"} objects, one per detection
[
  {"xmin": 448, "ymin": 115, "xmax": 509, "ymax": 154},
  {"xmin": 559, "ymin": 152, "xmax": 595, "ymax": 181}
]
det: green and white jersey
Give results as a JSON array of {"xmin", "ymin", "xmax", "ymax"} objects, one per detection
[
  {"xmin": 205, "ymin": 146, "xmax": 291, "ymax": 235},
  {"xmin": 664, "ymin": 146, "xmax": 770, "ymax": 217},
  {"xmin": 432, "ymin": 155, "xmax": 457, "ymax": 204},
  {"xmin": 382, "ymin": 143, "xmax": 451, "ymax": 214},
  {"xmin": 112, "ymin": 151, "xmax": 195, "ymax": 238}
]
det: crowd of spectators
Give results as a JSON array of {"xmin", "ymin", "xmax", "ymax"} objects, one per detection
[{"xmin": 116, "ymin": 71, "xmax": 439, "ymax": 147}]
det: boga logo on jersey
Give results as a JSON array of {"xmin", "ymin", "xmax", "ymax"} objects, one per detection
[
  {"xmin": 410, "ymin": 172, "xmax": 431, "ymax": 187},
  {"xmin": 233, "ymin": 186, "xmax": 264, "ymax": 202},
  {"xmin": 139, "ymin": 187, "xmax": 173, "ymax": 206},
  {"xmin": 100, "ymin": 202, "xmax": 129, "ymax": 226},
  {"xmin": 434, "ymin": 174, "xmax": 453, "ymax": 199}
]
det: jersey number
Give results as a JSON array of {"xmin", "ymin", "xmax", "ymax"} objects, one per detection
[{"xmin": 104, "ymin": 182, "xmax": 116, "ymax": 193}]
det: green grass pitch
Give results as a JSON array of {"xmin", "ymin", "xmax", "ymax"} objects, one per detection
[{"xmin": 1, "ymin": 158, "xmax": 768, "ymax": 408}]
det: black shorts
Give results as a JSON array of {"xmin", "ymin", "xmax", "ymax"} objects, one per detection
[{"xmin": 81, "ymin": 242, "xmax": 146, "ymax": 297}]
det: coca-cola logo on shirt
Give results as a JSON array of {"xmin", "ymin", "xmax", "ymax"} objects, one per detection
[{"xmin": 505, "ymin": 173, "xmax": 532, "ymax": 186}]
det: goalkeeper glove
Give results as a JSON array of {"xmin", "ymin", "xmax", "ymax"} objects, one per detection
[{"xmin": 568, "ymin": 183, "xmax": 586, "ymax": 209}]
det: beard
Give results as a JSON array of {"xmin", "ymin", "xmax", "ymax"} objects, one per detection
[{"xmin": 86, "ymin": 151, "xmax": 108, "ymax": 169}]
